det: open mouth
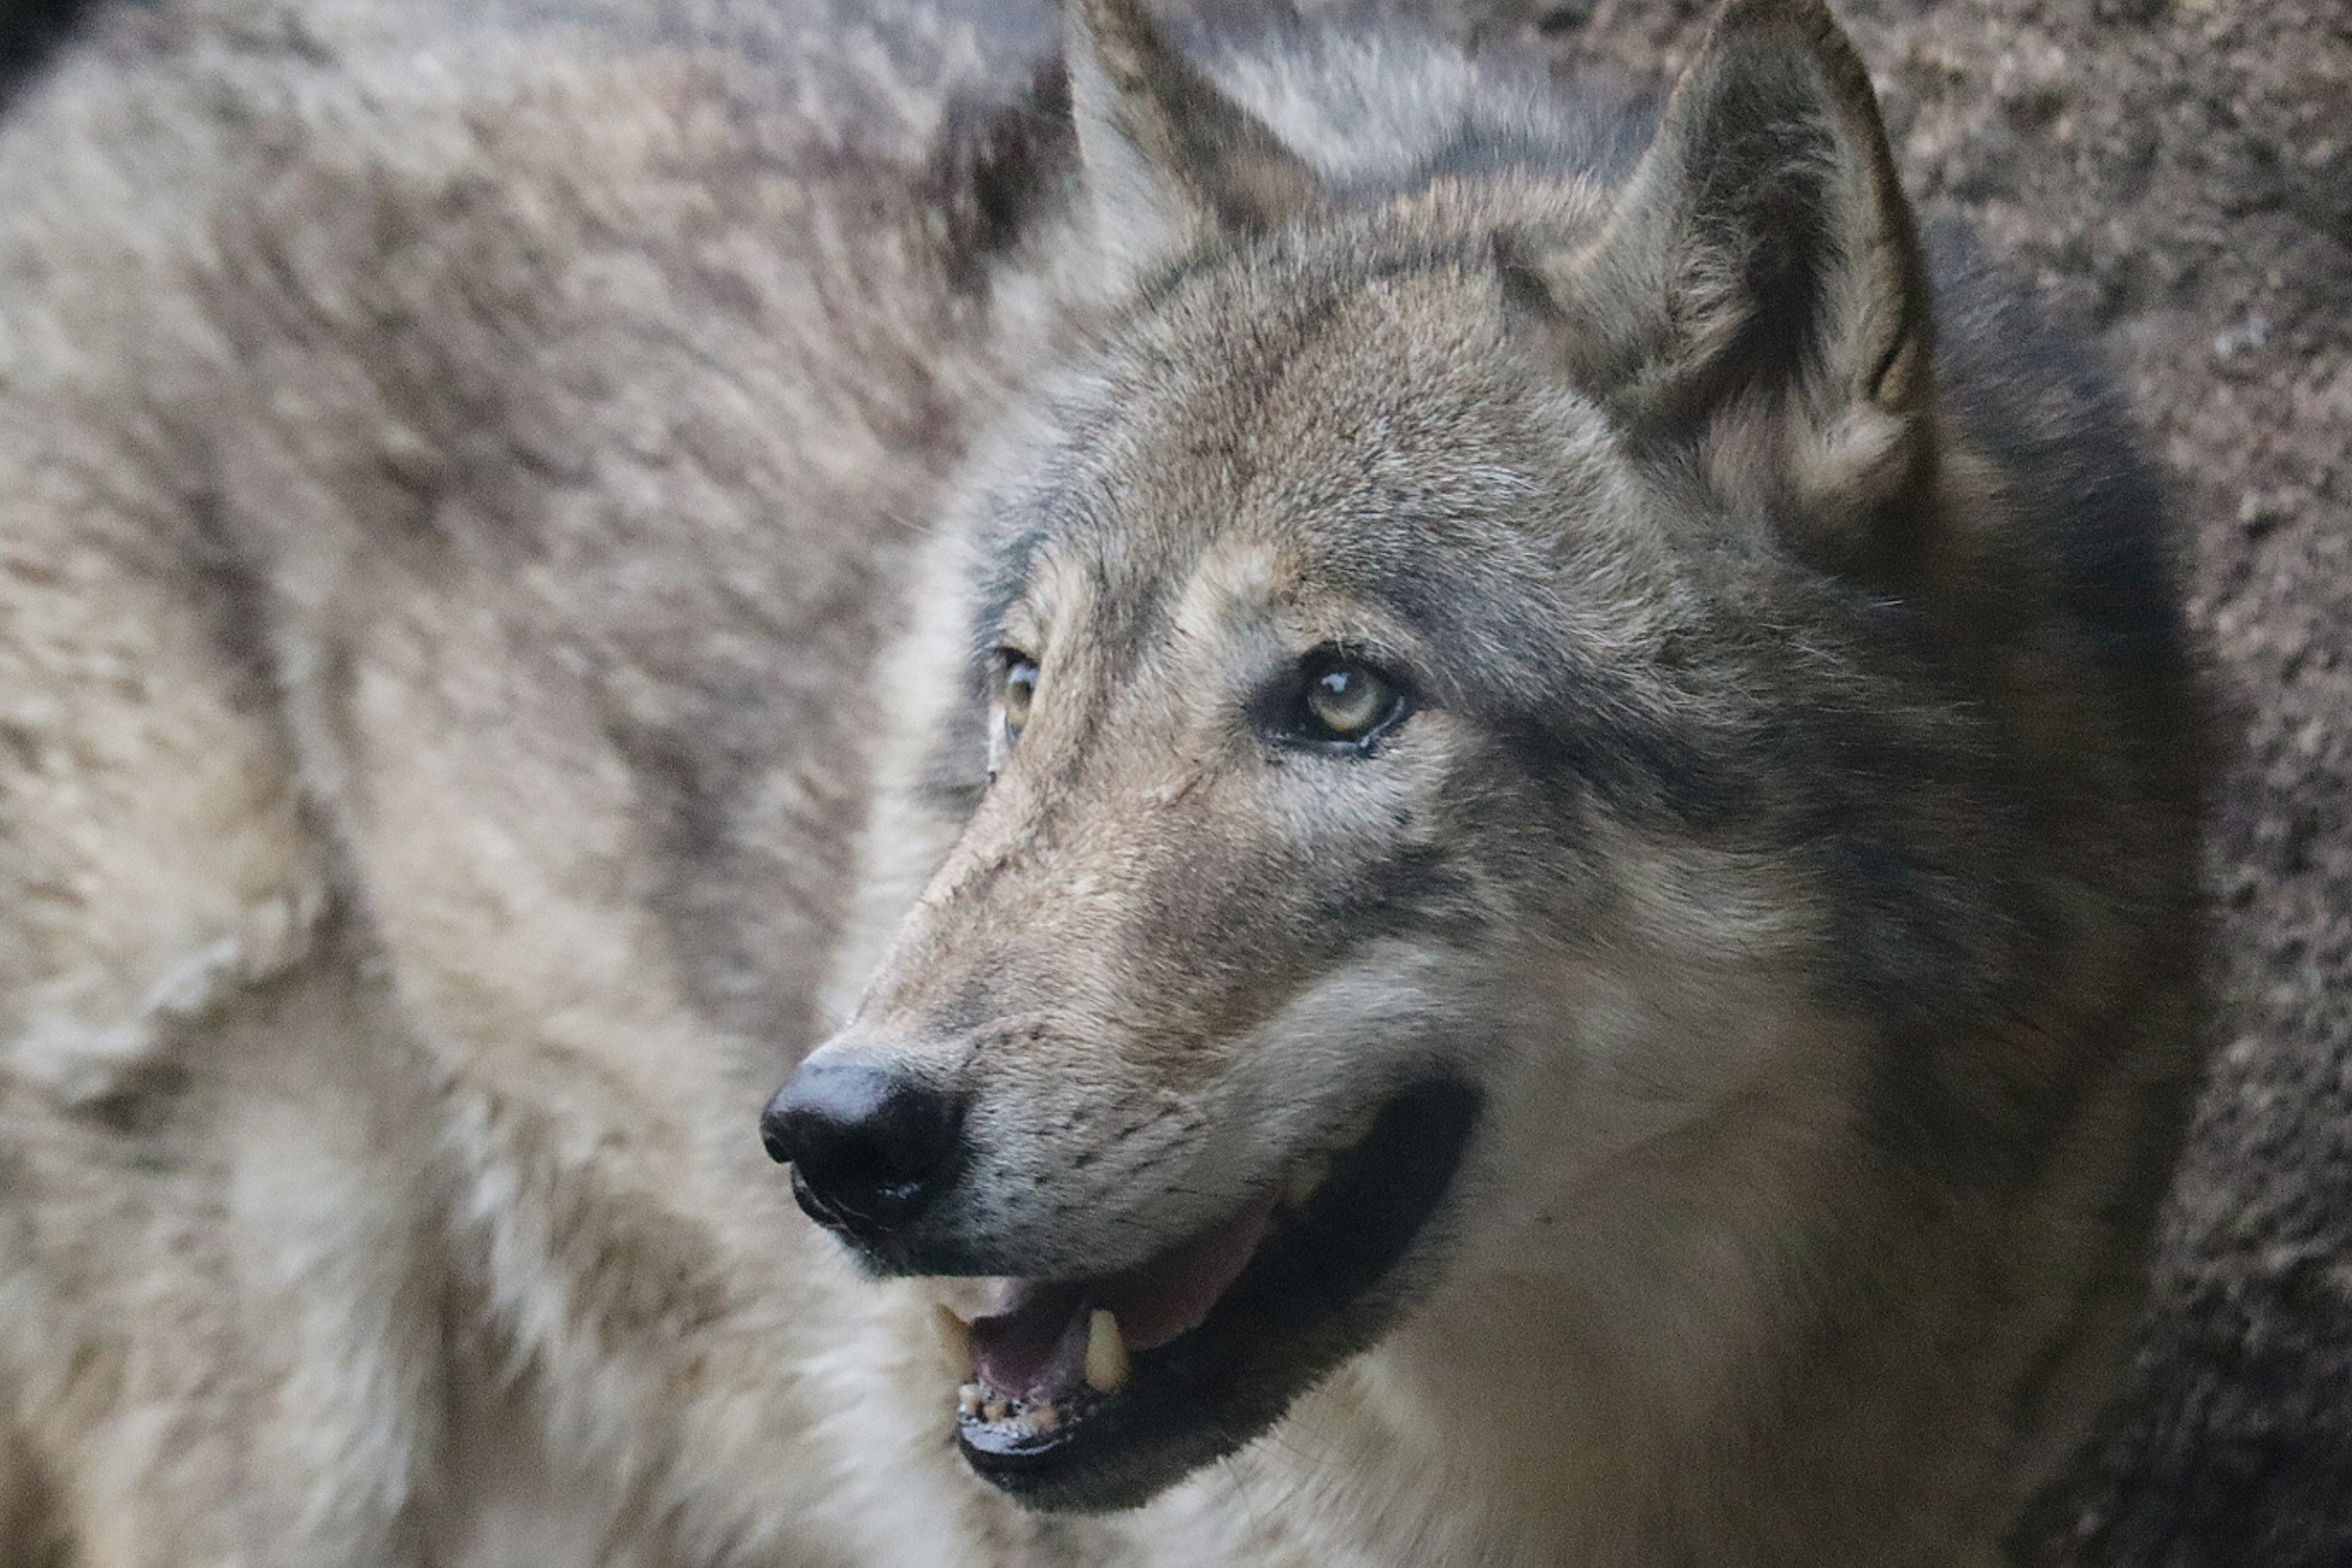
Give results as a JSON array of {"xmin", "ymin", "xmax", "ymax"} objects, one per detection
[{"xmin": 938, "ymin": 1079, "xmax": 1480, "ymax": 1512}]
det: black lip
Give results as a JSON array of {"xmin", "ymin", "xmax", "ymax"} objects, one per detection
[{"xmin": 957, "ymin": 1078, "xmax": 1482, "ymax": 1512}]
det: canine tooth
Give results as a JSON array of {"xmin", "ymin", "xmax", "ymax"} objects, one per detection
[
  {"xmin": 932, "ymin": 1303, "xmax": 974, "ymax": 1374},
  {"xmin": 984, "ymin": 1398, "xmax": 1010, "ymax": 1423},
  {"xmin": 1283, "ymin": 1152, "xmax": 1332, "ymax": 1210},
  {"xmin": 959, "ymin": 1384, "xmax": 984, "ymax": 1417},
  {"xmin": 1030, "ymin": 1402, "xmax": 1061, "ymax": 1433},
  {"xmin": 1084, "ymin": 1308, "xmax": 1130, "ymax": 1395}
]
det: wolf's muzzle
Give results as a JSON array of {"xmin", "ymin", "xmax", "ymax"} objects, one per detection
[{"xmin": 761, "ymin": 1056, "xmax": 966, "ymax": 1243}]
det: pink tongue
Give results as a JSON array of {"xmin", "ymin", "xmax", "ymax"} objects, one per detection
[
  {"xmin": 969, "ymin": 1197, "xmax": 1280, "ymax": 1401},
  {"xmin": 969, "ymin": 1284, "xmax": 1088, "ymax": 1401}
]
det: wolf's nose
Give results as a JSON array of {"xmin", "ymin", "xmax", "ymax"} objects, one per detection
[{"xmin": 761, "ymin": 1055, "xmax": 965, "ymax": 1242}]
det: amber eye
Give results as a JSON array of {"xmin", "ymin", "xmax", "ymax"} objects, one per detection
[
  {"xmin": 1291, "ymin": 652, "xmax": 1404, "ymax": 747},
  {"xmin": 1000, "ymin": 653, "xmax": 1039, "ymax": 739}
]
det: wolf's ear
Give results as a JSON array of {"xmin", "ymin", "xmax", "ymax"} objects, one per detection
[
  {"xmin": 1065, "ymin": 0, "xmax": 1318, "ymax": 270},
  {"xmin": 1539, "ymin": 0, "xmax": 1934, "ymax": 557}
]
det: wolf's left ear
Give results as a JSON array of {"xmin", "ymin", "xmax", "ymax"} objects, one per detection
[
  {"xmin": 1065, "ymin": 0, "xmax": 1319, "ymax": 271},
  {"xmin": 1537, "ymin": 0, "xmax": 1934, "ymax": 559}
]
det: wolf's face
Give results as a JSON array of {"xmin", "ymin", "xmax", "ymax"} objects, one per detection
[{"xmin": 769, "ymin": 0, "xmax": 1958, "ymax": 1513}]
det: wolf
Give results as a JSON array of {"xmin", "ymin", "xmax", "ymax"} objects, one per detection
[{"xmin": 0, "ymin": 0, "xmax": 2203, "ymax": 1562}]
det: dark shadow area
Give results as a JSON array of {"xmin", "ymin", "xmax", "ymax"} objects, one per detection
[{"xmin": 0, "ymin": 0, "xmax": 96, "ymax": 107}]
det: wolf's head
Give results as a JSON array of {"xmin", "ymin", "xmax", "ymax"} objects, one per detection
[{"xmin": 768, "ymin": 0, "xmax": 2062, "ymax": 1513}]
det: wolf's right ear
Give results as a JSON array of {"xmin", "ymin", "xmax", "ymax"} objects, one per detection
[{"xmin": 1065, "ymin": 0, "xmax": 1317, "ymax": 271}]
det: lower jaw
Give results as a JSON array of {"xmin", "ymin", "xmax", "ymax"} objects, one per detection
[
  {"xmin": 961, "ymin": 1384, "xmax": 1260, "ymax": 1513},
  {"xmin": 951, "ymin": 1078, "xmax": 1483, "ymax": 1510}
]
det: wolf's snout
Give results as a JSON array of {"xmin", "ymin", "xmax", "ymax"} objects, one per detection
[{"xmin": 761, "ymin": 1055, "xmax": 965, "ymax": 1243}]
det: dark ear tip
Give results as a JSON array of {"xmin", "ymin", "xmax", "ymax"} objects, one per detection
[
  {"xmin": 1702, "ymin": 0, "xmax": 1871, "ymax": 79},
  {"xmin": 1690, "ymin": 0, "xmax": 1884, "ymax": 133},
  {"xmin": 1708, "ymin": 0, "xmax": 1842, "ymax": 37}
]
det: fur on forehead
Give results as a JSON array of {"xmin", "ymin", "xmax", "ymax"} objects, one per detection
[
  {"xmin": 969, "ymin": 220, "xmax": 1668, "ymax": 679},
  {"xmin": 1037, "ymin": 0, "xmax": 1947, "ymax": 603}
]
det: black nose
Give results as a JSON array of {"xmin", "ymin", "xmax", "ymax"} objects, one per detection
[{"xmin": 760, "ymin": 1055, "xmax": 965, "ymax": 1242}]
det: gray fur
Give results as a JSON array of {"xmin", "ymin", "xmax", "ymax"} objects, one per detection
[{"xmin": 0, "ymin": 0, "xmax": 2202, "ymax": 1562}]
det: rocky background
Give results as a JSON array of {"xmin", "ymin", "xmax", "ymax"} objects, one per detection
[{"xmin": 4, "ymin": 0, "xmax": 2346, "ymax": 1559}]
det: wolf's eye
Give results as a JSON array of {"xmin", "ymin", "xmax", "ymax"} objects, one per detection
[
  {"xmin": 1000, "ymin": 652, "xmax": 1039, "ymax": 739},
  {"xmin": 1286, "ymin": 652, "xmax": 1406, "ymax": 748}
]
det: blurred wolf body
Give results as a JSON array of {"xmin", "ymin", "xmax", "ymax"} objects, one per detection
[{"xmin": 0, "ymin": 0, "xmax": 2203, "ymax": 1563}]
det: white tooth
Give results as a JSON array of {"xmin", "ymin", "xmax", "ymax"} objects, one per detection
[
  {"xmin": 959, "ymin": 1384, "xmax": 984, "ymax": 1417},
  {"xmin": 984, "ymin": 1398, "xmax": 1010, "ymax": 1423},
  {"xmin": 932, "ymin": 1304, "xmax": 974, "ymax": 1375},
  {"xmin": 1283, "ymin": 1152, "xmax": 1332, "ymax": 1210},
  {"xmin": 1084, "ymin": 1308, "xmax": 1130, "ymax": 1395}
]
